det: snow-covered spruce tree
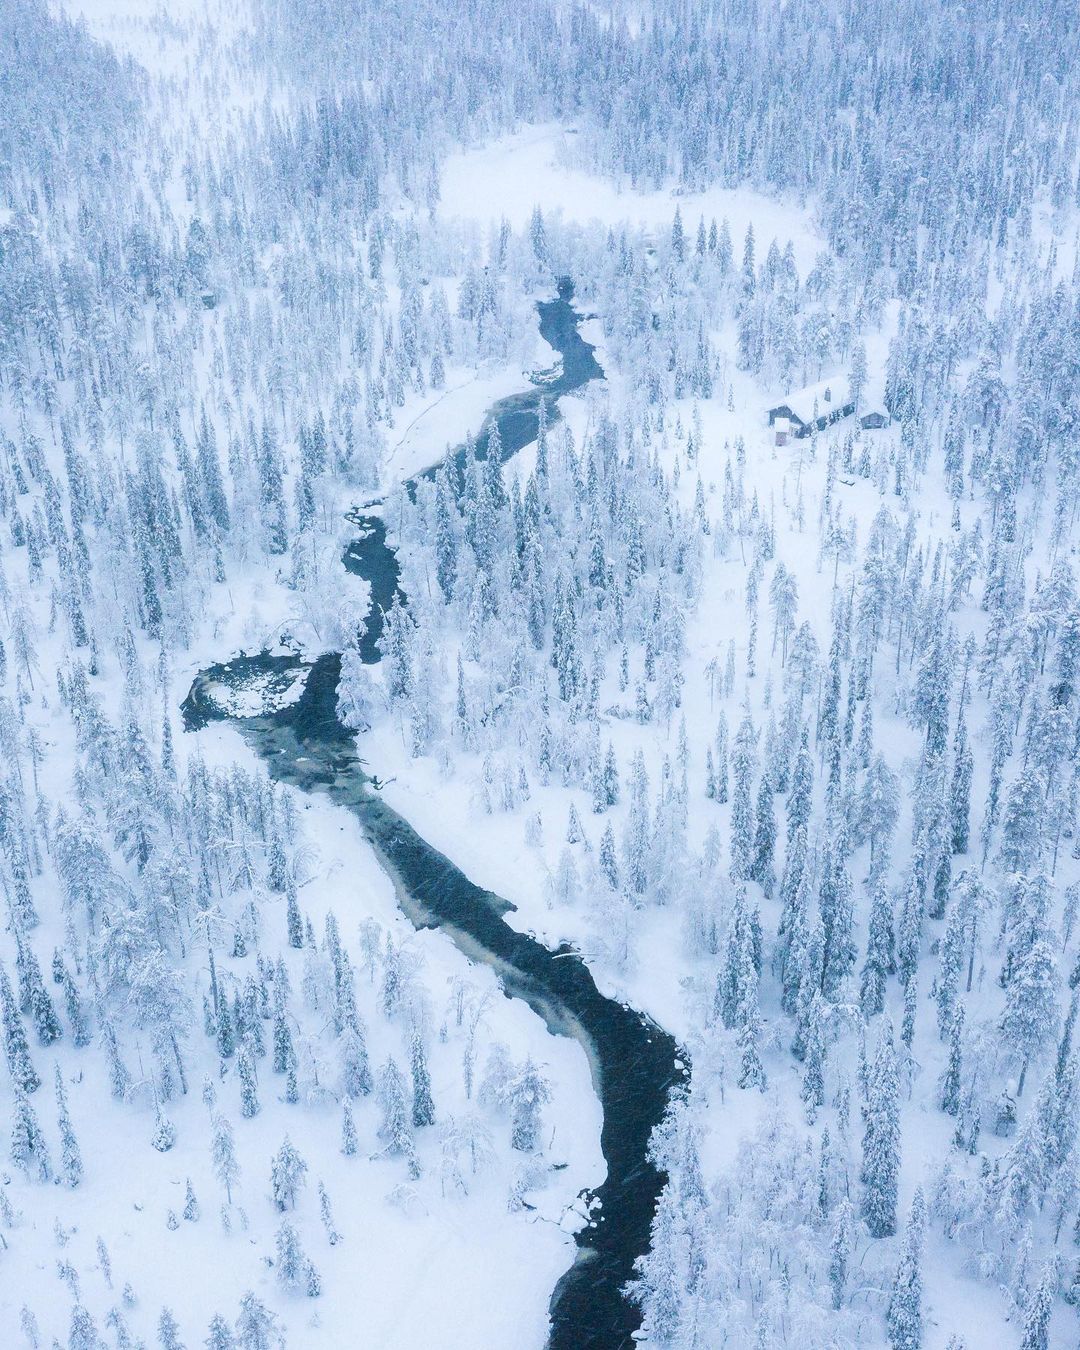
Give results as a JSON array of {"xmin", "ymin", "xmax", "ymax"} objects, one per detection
[
  {"xmin": 861, "ymin": 1021, "xmax": 900, "ymax": 1238},
  {"xmin": 237, "ymin": 1046, "xmax": 259, "ymax": 1118},
  {"xmin": 508, "ymin": 1059, "xmax": 552, "ymax": 1152},
  {"xmin": 378, "ymin": 1056, "xmax": 420, "ymax": 1176},
  {"xmin": 631, "ymin": 1182, "xmax": 683, "ymax": 1342},
  {"xmin": 410, "ymin": 1025, "xmax": 435, "ymax": 1129},
  {"xmin": 885, "ymin": 1187, "xmax": 925, "ymax": 1350},
  {"xmin": 157, "ymin": 1307, "xmax": 183, "ymax": 1350},
  {"xmin": 234, "ymin": 1292, "xmax": 279, "ymax": 1350},
  {"xmin": 203, "ymin": 1286, "xmax": 233, "ymax": 1339},
  {"xmin": 1, "ymin": 964, "xmax": 40, "ymax": 1094},
  {"xmin": 1018, "ymin": 1266, "xmax": 1053, "ymax": 1350},
  {"xmin": 938, "ymin": 1006, "xmax": 964, "ymax": 1116},
  {"xmin": 55, "ymin": 1066, "xmax": 83, "ymax": 1187},
  {"xmin": 859, "ymin": 881, "xmax": 895, "ymax": 1017},
  {"xmin": 732, "ymin": 905, "xmax": 767, "ymax": 1092},
  {"xmin": 211, "ymin": 1112, "xmax": 240, "ymax": 1204},
  {"xmin": 999, "ymin": 939, "xmax": 1058, "ymax": 1097},
  {"xmin": 274, "ymin": 1221, "xmax": 316, "ymax": 1294},
  {"xmin": 728, "ymin": 715, "xmax": 757, "ymax": 881},
  {"xmin": 10, "ymin": 1087, "xmax": 51, "ymax": 1182},
  {"xmin": 270, "ymin": 1136, "xmax": 307, "ymax": 1211},
  {"xmin": 341, "ymin": 1098, "xmax": 359, "ymax": 1157}
]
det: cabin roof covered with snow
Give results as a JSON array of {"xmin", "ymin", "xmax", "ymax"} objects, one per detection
[{"xmin": 768, "ymin": 375, "xmax": 854, "ymax": 428}]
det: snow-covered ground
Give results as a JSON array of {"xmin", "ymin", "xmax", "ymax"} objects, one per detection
[{"xmin": 438, "ymin": 125, "xmax": 823, "ymax": 273}]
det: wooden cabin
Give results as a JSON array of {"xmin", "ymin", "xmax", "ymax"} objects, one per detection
[{"xmin": 768, "ymin": 378, "xmax": 855, "ymax": 440}]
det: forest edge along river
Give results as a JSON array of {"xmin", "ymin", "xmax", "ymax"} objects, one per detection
[{"xmin": 182, "ymin": 280, "xmax": 687, "ymax": 1350}]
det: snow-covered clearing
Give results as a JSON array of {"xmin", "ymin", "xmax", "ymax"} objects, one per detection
[{"xmin": 439, "ymin": 124, "xmax": 823, "ymax": 273}]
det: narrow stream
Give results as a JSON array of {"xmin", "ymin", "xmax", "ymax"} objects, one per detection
[{"xmin": 183, "ymin": 280, "xmax": 686, "ymax": 1349}]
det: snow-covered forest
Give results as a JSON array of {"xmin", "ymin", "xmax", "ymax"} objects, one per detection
[{"xmin": 3, "ymin": 0, "xmax": 1080, "ymax": 1345}]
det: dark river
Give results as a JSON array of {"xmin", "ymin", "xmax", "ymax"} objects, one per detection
[{"xmin": 183, "ymin": 279, "xmax": 686, "ymax": 1349}]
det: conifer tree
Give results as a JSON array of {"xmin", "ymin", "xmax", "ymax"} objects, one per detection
[
  {"xmin": 212, "ymin": 1112, "xmax": 240, "ymax": 1204},
  {"xmin": 949, "ymin": 717, "xmax": 974, "ymax": 854},
  {"xmin": 378, "ymin": 1057, "xmax": 417, "ymax": 1165},
  {"xmin": 902, "ymin": 970, "xmax": 918, "ymax": 1049},
  {"xmin": 861, "ymin": 1021, "xmax": 900, "ymax": 1238},
  {"xmin": 820, "ymin": 837, "xmax": 856, "ymax": 996},
  {"xmin": 860, "ymin": 753, "xmax": 900, "ymax": 875},
  {"xmin": 318, "ymin": 1180, "xmax": 341, "ymax": 1245},
  {"xmin": 732, "ymin": 905, "xmax": 767, "ymax": 1091},
  {"xmin": 63, "ymin": 970, "xmax": 91, "ymax": 1047},
  {"xmin": 603, "ymin": 744, "xmax": 620, "ymax": 806},
  {"xmin": 714, "ymin": 714, "xmax": 729, "ymax": 803},
  {"xmin": 623, "ymin": 751, "xmax": 651, "ymax": 895},
  {"xmin": 271, "ymin": 1136, "xmax": 308, "ymax": 1210},
  {"xmin": 26, "ymin": 953, "xmax": 62, "ymax": 1045},
  {"xmin": 286, "ymin": 884, "xmax": 303, "ymax": 950},
  {"xmin": 1018, "ymin": 1266, "xmax": 1053, "ymax": 1350},
  {"xmin": 860, "ymin": 881, "xmax": 895, "ymax": 1017},
  {"xmin": 68, "ymin": 1306, "xmax": 101, "ymax": 1350},
  {"xmin": 341, "ymin": 1098, "xmax": 358, "ymax": 1157},
  {"xmin": 410, "ymin": 1027, "xmax": 435, "ymax": 1128},
  {"xmin": 1000, "ymin": 939, "xmax": 1058, "ymax": 1095},
  {"xmin": 341, "ymin": 1021, "xmax": 372, "ymax": 1098},
  {"xmin": 633, "ymin": 1185, "xmax": 682, "ymax": 1341},
  {"xmin": 886, "ymin": 1187, "xmax": 925, "ymax": 1349},
  {"xmin": 1, "ymin": 965, "xmax": 40, "ymax": 1094},
  {"xmin": 10, "ymin": 1087, "xmax": 51, "ymax": 1181},
  {"xmin": 829, "ymin": 1199, "xmax": 855, "ymax": 1310},
  {"xmin": 750, "ymin": 775, "xmax": 776, "ymax": 896},
  {"xmin": 508, "ymin": 1059, "xmax": 552, "ymax": 1151},
  {"xmin": 272, "ymin": 1012, "xmax": 295, "ymax": 1076},
  {"xmin": 939, "ymin": 1006, "xmax": 964, "ymax": 1115},
  {"xmin": 729, "ymin": 717, "xmax": 757, "ymax": 880},
  {"xmin": 234, "ymin": 1292, "xmax": 278, "ymax": 1350},
  {"xmin": 238, "ymin": 1046, "xmax": 259, "ymax": 1117},
  {"xmin": 157, "ymin": 1307, "xmax": 184, "ymax": 1350},
  {"xmin": 800, "ymin": 992, "xmax": 827, "ymax": 1117},
  {"xmin": 599, "ymin": 823, "xmax": 620, "ymax": 891},
  {"xmin": 275, "ymin": 1221, "xmax": 309, "ymax": 1292},
  {"xmin": 217, "ymin": 998, "xmax": 235, "ymax": 1060},
  {"xmin": 152, "ymin": 1109, "xmax": 176, "ymax": 1152},
  {"xmin": 55, "ymin": 1066, "xmax": 83, "ymax": 1187},
  {"xmin": 786, "ymin": 730, "xmax": 813, "ymax": 840}
]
